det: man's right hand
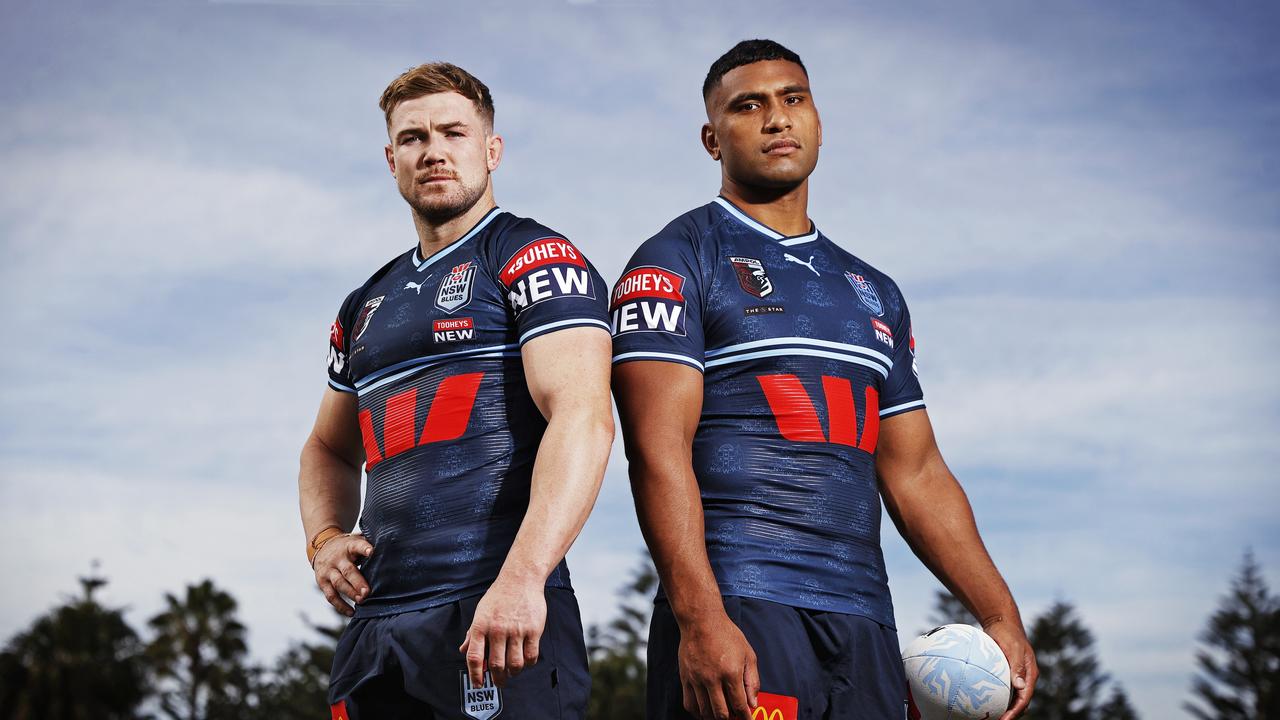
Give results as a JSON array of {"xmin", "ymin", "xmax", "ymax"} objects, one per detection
[
  {"xmin": 312, "ymin": 534, "xmax": 374, "ymax": 617},
  {"xmin": 678, "ymin": 611, "xmax": 761, "ymax": 720}
]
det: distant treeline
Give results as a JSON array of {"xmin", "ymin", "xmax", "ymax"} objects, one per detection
[{"xmin": 1, "ymin": 552, "xmax": 1275, "ymax": 719}]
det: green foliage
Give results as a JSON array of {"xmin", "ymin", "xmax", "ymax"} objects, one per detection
[
  {"xmin": 1096, "ymin": 684, "xmax": 1140, "ymax": 720},
  {"xmin": 0, "ymin": 571, "xmax": 149, "ymax": 720},
  {"xmin": 251, "ymin": 613, "xmax": 346, "ymax": 720},
  {"xmin": 1185, "ymin": 550, "xmax": 1280, "ymax": 720},
  {"xmin": 146, "ymin": 579, "xmax": 252, "ymax": 720},
  {"xmin": 926, "ymin": 589, "xmax": 976, "ymax": 630},
  {"xmin": 586, "ymin": 553, "xmax": 656, "ymax": 720},
  {"xmin": 1025, "ymin": 601, "xmax": 1108, "ymax": 720}
]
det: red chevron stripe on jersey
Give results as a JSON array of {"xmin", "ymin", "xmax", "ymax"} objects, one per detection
[
  {"xmin": 757, "ymin": 374, "xmax": 880, "ymax": 451},
  {"xmin": 358, "ymin": 372, "xmax": 485, "ymax": 469}
]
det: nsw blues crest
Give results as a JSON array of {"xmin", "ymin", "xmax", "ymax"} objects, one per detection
[
  {"xmin": 459, "ymin": 670, "xmax": 502, "ymax": 719},
  {"xmin": 437, "ymin": 261, "xmax": 477, "ymax": 313},
  {"xmin": 844, "ymin": 272, "xmax": 883, "ymax": 316}
]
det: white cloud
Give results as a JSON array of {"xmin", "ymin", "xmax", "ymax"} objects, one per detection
[{"xmin": 1, "ymin": 4, "xmax": 1277, "ymax": 719}]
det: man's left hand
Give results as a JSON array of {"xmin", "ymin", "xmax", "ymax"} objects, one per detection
[
  {"xmin": 984, "ymin": 618, "xmax": 1038, "ymax": 719},
  {"xmin": 458, "ymin": 577, "xmax": 548, "ymax": 688}
]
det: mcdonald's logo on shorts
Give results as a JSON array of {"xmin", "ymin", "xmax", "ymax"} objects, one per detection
[{"xmin": 753, "ymin": 692, "xmax": 799, "ymax": 720}]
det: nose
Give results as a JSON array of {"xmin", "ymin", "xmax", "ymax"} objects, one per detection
[
  {"xmin": 418, "ymin": 135, "xmax": 447, "ymax": 167},
  {"xmin": 763, "ymin": 101, "xmax": 792, "ymax": 134}
]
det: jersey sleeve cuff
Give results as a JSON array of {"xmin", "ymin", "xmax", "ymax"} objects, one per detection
[
  {"xmin": 518, "ymin": 317, "xmax": 612, "ymax": 346},
  {"xmin": 879, "ymin": 399, "xmax": 925, "ymax": 418},
  {"xmin": 611, "ymin": 351, "xmax": 705, "ymax": 373},
  {"xmin": 328, "ymin": 378, "xmax": 357, "ymax": 394}
]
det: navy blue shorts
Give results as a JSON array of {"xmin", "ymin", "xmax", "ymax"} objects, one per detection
[
  {"xmin": 329, "ymin": 588, "xmax": 590, "ymax": 719},
  {"xmin": 647, "ymin": 596, "xmax": 907, "ymax": 720}
]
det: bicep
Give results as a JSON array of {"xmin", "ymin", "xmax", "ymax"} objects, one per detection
[
  {"xmin": 308, "ymin": 388, "xmax": 364, "ymax": 468},
  {"xmin": 521, "ymin": 326, "xmax": 613, "ymax": 420},
  {"xmin": 875, "ymin": 408, "xmax": 942, "ymax": 491},
  {"xmin": 612, "ymin": 360, "xmax": 703, "ymax": 460}
]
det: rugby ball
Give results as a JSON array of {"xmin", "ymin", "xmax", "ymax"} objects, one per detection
[{"xmin": 902, "ymin": 624, "xmax": 1011, "ymax": 720}]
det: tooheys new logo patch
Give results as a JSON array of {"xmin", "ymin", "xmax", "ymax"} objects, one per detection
[
  {"xmin": 460, "ymin": 671, "xmax": 502, "ymax": 720},
  {"xmin": 730, "ymin": 256, "xmax": 773, "ymax": 298},
  {"xmin": 500, "ymin": 236, "xmax": 594, "ymax": 315},
  {"xmin": 845, "ymin": 272, "xmax": 884, "ymax": 316},
  {"xmin": 437, "ymin": 261, "xmax": 477, "ymax": 313},
  {"xmin": 871, "ymin": 318, "xmax": 894, "ymax": 348},
  {"xmin": 611, "ymin": 266, "xmax": 687, "ymax": 336}
]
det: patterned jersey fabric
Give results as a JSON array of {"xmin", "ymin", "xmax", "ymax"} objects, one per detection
[
  {"xmin": 327, "ymin": 208, "xmax": 609, "ymax": 617},
  {"xmin": 611, "ymin": 197, "xmax": 924, "ymax": 626}
]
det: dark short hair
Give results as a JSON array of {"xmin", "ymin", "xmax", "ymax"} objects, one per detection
[
  {"xmin": 379, "ymin": 62, "xmax": 495, "ymax": 129},
  {"xmin": 702, "ymin": 39, "xmax": 807, "ymax": 100}
]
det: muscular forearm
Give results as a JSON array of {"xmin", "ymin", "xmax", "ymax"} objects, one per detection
[
  {"xmin": 885, "ymin": 462, "xmax": 1020, "ymax": 626},
  {"xmin": 630, "ymin": 454, "xmax": 725, "ymax": 628},
  {"xmin": 497, "ymin": 408, "xmax": 613, "ymax": 584},
  {"xmin": 298, "ymin": 433, "xmax": 363, "ymax": 540}
]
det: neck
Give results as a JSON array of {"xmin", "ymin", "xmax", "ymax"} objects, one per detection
[
  {"xmin": 412, "ymin": 189, "xmax": 498, "ymax": 260},
  {"xmin": 719, "ymin": 176, "xmax": 811, "ymax": 236}
]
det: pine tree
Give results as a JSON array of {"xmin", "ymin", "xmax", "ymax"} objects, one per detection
[
  {"xmin": 1096, "ymin": 683, "xmax": 1139, "ymax": 720},
  {"xmin": 926, "ymin": 588, "xmax": 976, "ymax": 630},
  {"xmin": 146, "ymin": 578, "xmax": 253, "ymax": 720},
  {"xmin": 1025, "ymin": 601, "xmax": 1108, "ymax": 720},
  {"xmin": 252, "ymin": 612, "xmax": 346, "ymax": 719},
  {"xmin": 586, "ymin": 553, "xmax": 656, "ymax": 720},
  {"xmin": 1185, "ymin": 550, "xmax": 1280, "ymax": 720},
  {"xmin": 0, "ymin": 567, "xmax": 149, "ymax": 720}
]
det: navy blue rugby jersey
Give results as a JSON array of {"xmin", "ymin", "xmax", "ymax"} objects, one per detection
[
  {"xmin": 610, "ymin": 197, "xmax": 924, "ymax": 627},
  {"xmin": 325, "ymin": 207, "xmax": 609, "ymax": 618}
]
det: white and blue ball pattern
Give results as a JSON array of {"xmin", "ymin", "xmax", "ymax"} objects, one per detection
[{"xmin": 902, "ymin": 624, "xmax": 1011, "ymax": 720}]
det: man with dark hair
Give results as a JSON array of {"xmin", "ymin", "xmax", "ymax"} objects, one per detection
[
  {"xmin": 611, "ymin": 40, "xmax": 1038, "ymax": 720},
  {"xmin": 299, "ymin": 62, "xmax": 613, "ymax": 719}
]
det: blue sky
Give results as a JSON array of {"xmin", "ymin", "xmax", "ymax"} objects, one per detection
[{"xmin": 2, "ymin": 1, "xmax": 1277, "ymax": 717}]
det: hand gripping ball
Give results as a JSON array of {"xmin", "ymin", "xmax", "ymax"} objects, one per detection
[{"xmin": 902, "ymin": 624, "xmax": 1011, "ymax": 720}]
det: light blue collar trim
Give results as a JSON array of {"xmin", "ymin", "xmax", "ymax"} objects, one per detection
[
  {"xmin": 712, "ymin": 197, "xmax": 819, "ymax": 245},
  {"xmin": 413, "ymin": 206, "xmax": 502, "ymax": 272}
]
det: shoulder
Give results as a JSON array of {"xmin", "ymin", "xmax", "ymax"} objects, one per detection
[
  {"xmin": 482, "ymin": 211, "xmax": 592, "ymax": 281},
  {"xmin": 340, "ymin": 249, "xmax": 414, "ymax": 314},
  {"xmin": 628, "ymin": 202, "xmax": 729, "ymax": 262},
  {"xmin": 486, "ymin": 211, "xmax": 572, "ymax": 248}
]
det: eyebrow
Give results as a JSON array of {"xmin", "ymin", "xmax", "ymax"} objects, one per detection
[
  {"xmin": 724, "ymin": 85, "xmax": 811, "ymax": 109},
  {"xmin": 394, "ymin": 120, "xmax": 471, "ymax": 140}
]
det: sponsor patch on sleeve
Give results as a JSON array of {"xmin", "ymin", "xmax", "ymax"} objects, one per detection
[
  {"xmin": 328, "ymin": 317, "xmax": 347, "ymax": 375},
  {"xmin": 329, "ymin": 317, "xmax": 344, "ymax": 349},
  {"xmin": 610, "ymin": 266, "xmax": 687, "ymax": 336},
  {"xmin": 500, "ymin": 236, "xmax": 594, "ymax": 315}
]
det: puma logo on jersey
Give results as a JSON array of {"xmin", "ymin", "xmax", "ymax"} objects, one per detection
[
  {"xmin": 404, "ymin": 275, "xmax": 433, "ymax": 295},
  {"xmin": 784, "ymin": 253, "xmax": 820, "ymax": 276}
]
